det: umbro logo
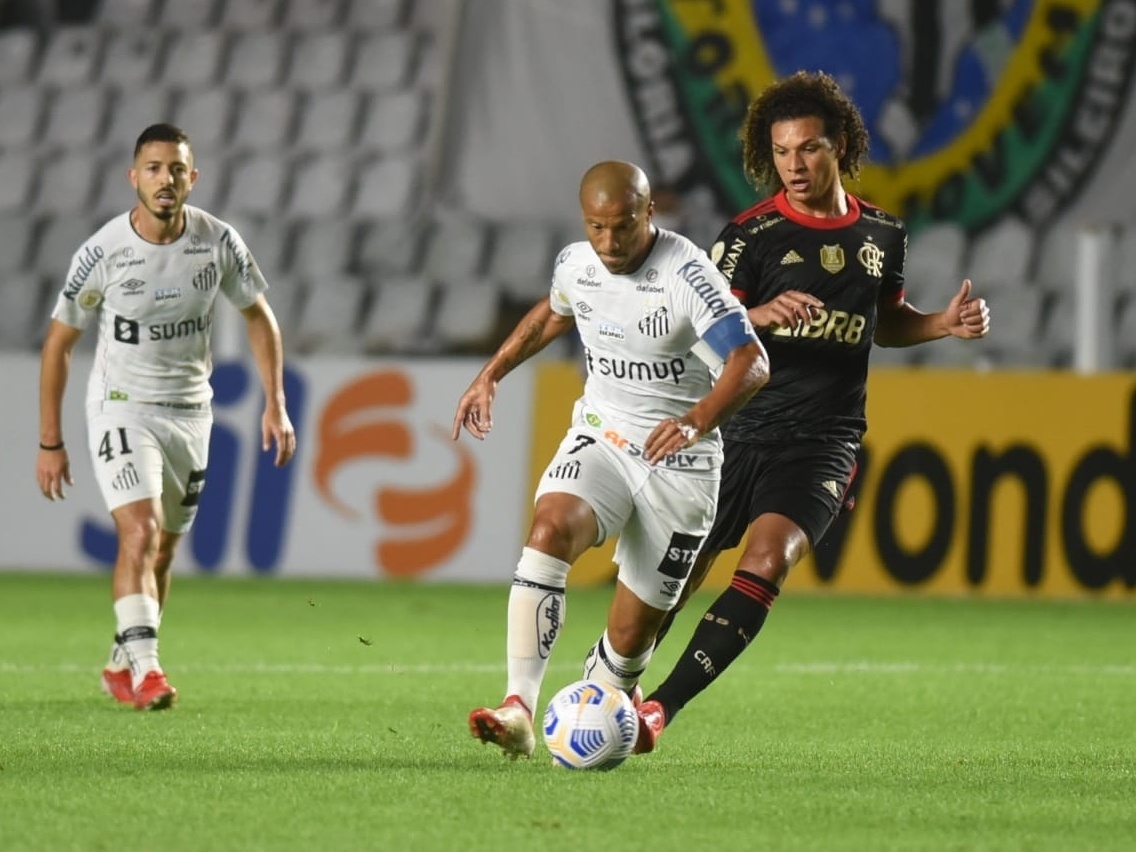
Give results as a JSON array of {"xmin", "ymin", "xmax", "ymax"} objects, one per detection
[{"xmin": 780, "ymin": 250, "xmax": 805, "ymax": 265}]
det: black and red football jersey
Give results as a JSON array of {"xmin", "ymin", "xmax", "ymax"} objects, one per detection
[{"xmin": 709, "ymin": 190, "xmax": 906, "ymax": 444}]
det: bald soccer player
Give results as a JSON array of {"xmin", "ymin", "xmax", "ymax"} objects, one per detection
[{"xmin": 453, "ymin": 161, "xmax": 769, "ymax": 759}]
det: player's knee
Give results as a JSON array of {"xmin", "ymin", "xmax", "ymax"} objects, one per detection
[
  {"xmin": 737, "ymin": 545, "xmax": 792, "ymax": 586},
  {"xmin": 526, "ymin": 516, "xmax": 588, "ymax": 562},
  {"xmin": 116, "ymin": 515, "xmax": 161, "ymax": 561}
]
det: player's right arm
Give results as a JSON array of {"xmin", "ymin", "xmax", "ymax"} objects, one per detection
[
  {"xmin": 37, "ymin": 320, "xmax": 83, "ymax": 500},
  {"xmin": 452, "ymin": 298, "xmax": 575, "ymax": 441}
]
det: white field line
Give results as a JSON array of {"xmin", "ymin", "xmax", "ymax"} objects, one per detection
[{"xmin": 2, "ymin": 661, "xmax": 1136, "ymax": 676}]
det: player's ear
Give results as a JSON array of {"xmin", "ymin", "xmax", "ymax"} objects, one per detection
[
  {"xmin": 128, "ymin": 166, "xmax": 138, "ymax": 189},
  {"xmin": 189, "ymin": 167, "xmax": 200, "ymax": 189}
]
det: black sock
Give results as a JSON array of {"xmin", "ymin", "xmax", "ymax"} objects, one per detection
[{"xmin": 648, "ymin": 571, "xmax": 779, "ymax": 723}]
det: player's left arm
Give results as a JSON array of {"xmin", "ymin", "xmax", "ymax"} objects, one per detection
[
  {"xmin": 874, "ymin": 229, "xmax": 989, "ymax": 346},
  {"xmin": 240, "ymin": 294, "xmax": 297, "ymax": 467},
  {"xmin": 875, "ymin": 279, "xmax": 991, "ymax": 346}
]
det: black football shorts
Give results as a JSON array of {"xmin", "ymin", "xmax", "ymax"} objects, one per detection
[{"xmin": 704, "ymin": 438, "xmax": 859, "ymax": 552}]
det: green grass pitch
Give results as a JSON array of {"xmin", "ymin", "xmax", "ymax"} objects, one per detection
[{"xmin": 1, "ymin": 572, "xmax": 1133, "ymax": 851}]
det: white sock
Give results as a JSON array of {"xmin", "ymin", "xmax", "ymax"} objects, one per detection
[
  {"xmin": 105, "ymin": 635, "xmax": 128, "ymax": 672},
  {"xmin": 505, "ymin": 547, "xmax": 570, "ymax": 716},
  {"xmin": 583, "ymin": 629, "xmax": 653, "ymax": 695},
  {"xmin": 114, "ymin": 593, "xmax": 162, "ymax": 688}
]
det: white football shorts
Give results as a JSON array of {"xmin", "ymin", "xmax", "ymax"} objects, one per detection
[
  {"xmin": 534, "ymin": 425, "xmax": 718, "ymax": 610},
  {"xmin": 86, "ymin": 403, "xmax": 212, "ymax": 534}
]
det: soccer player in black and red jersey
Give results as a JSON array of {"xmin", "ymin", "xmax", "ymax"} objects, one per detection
[{"xmin": 633, "ymin": 70, "xmax": 991, "ymax": 752}]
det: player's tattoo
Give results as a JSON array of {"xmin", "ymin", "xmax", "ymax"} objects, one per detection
[{"xmin": 502, "ymin": 318, "xmax": 546, "ymax": 371}]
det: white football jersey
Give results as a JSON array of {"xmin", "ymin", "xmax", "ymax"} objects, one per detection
[
  {"xmin": 550, "ymin": 227, "xmax": 754, "ymax": 468},
  {"xmin": 52, "ymin": 205, "xmax": 268, "ymax": 408}
]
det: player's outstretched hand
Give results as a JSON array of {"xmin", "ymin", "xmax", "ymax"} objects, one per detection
[
  {"xmin": 452, "ymin": 378, "xmax": 496, "ymax": 441},
  {"xmin": 945, "ymin": 279, "xmax": 990, "ymax": 339},
  {"xmin": 263, "ymin": 407, "xmax": 297, "ymax": 467},
  {"xmin": 751, "ymin": 291, "xmax": 824, "ymax": 331},
  {"xmin": 37, "ymin": 447, "xmax": 73, "ymax": 501}
]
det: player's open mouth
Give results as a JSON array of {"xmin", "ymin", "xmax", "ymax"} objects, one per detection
[{"xmin": 788, "ymin": 179, "xmax": 809, "ymax": 192}]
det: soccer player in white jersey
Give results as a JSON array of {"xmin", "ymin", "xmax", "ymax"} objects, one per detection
[
  {"xmin": 453, "ymin": 161, "xmax": 770, "ymax": 758},
  {"xmin": 35, "ymin": 124, "xmax": 297, "ymax": 710}
]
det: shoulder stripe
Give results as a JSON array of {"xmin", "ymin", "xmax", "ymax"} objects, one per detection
[{"xmin": 731, "ymin": 196, "xmax": 778, "ymax": 225}]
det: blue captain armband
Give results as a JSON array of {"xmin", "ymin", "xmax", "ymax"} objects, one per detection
[{"xmin": 700, "ymin": 312, "xmax": 758, "ymax": 361}]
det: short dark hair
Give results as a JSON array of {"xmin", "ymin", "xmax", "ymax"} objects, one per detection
[
  {"xmin": 133, "ymin": 123, "xmax": 192, "ymax": 160},
  {"xmin": 740, "ymin": 70, "xmax": 870, "ymax": 191}
]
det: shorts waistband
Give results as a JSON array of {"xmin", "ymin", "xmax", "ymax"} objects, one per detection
[{"xmin": 150, "ymin": 400, "xmax": 206, "ymax": 411}]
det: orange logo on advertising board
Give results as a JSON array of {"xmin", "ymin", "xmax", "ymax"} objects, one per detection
[{"xmin": 313, "ymin": 370, "xmax": 475, "ymax": 577}]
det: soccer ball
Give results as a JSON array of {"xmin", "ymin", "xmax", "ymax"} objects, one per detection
[{"xmin": 542, "ymin": 680, "xmax": 638, "ymax": 770}]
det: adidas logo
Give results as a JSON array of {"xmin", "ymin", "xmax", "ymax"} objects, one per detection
[
  {"xmin": 821, "ymin": 480, "xmax": 839, "ymax": 498},
  {"xmin": 781, "ymin": 250, "xmax": 805, "ymax": 265}
]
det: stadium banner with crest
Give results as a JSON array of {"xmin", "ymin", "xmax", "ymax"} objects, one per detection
[
  {"xmin": 533, "ymin": 363, "xmax": 1136, "ymax": 599},
  {"xmin": 453, "ymin": 0, "xmax": 1136, "ymax": 240},
  {"xmin": 5, "ymin": 355, "xmax": 534, "ymax": 581}
]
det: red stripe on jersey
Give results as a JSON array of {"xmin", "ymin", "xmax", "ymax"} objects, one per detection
[
  {"xmin": 731, "ymin": 196, "xmax": 779, "ymax": 225},
  {"xmin": 730, "ymin": 574, "xmax": 777, "ymax": 610},
  {"xmin": 731, "ymin": 288, "xmax": 746, "ymax": 301}
]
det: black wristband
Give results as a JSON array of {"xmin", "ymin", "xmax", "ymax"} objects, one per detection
[{"xmin": 39, "ymin": 441, "xmax": 65, "ymax": 451}]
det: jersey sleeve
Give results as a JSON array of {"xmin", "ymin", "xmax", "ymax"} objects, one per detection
[
  {"xmin": 548, "ymin": 246, "xmax": 575, "ymax": 317},
  {"xmin": 881, "ymin": 226, "xmax": 907, "ymax": 304},
  {"xmin": 51, "ymin": 239, "xmax": 108, "ymax": 330},
  {"xmin": 673, "ymin": 251, "xmax": 757, "ymax": 370},
  {"xmin": 218, "ymin": 226, "xmax": 269, "ymax": 309}
]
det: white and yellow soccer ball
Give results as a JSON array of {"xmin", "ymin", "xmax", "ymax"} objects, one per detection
[{"xmin": 542, "ymin": 680, "xmax": 638, "ymax": 770}]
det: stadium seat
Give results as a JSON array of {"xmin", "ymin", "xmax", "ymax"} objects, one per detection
[
  {"xmin": 288, "ymin": 154, "xmax": 354, "ymax": 217},
  {"xmin": 43, "ymin": 86, "xmax": 108, "ymax": 149},
  {"xmin": 0, "ymin": 212, "xmax": 34, "ymax": 272},
  {"xmin": 421, "ymin": 211, "xmax": 491, "ymax": 283},
  {"xmin": 355, "ymin": 217, "xmax": 423, "ymax": 275},
  {"xmin": 351, "ymin": 30, "xmax": 415, "ymax": 90},
  {"xmin": 288, "ymin": 31, "xmax": 350, "ymax": 90},
  {"xmin": 100, "ymin": 31, "xmax": 162, "ymax": 87},
  {"xmin": 431, "ymin": 278, "xmax": 503, "ymax": 349},
  {"xmin": 218, "ymin": 0, "xmax": 280, "ymax": 29},
  {"xmin": 290, "ymin": 218, "xmax": 358, "ymax": 276},
  {"xmin": 0, "ymin": 271, "xmax": 48, "ymax": 350},
  {"xmin": 1030, "ymin": 224, "xmax": 1083, "ymax": 296},
  {"xmin": 1115, "ymin": 296, "xmax": 1136, "ymax": 366},
  {"xmin": 360, "ymin": 275, "xmax": 434, "ymax": 353},
  {"xmin": 38, "ymin": 27, "xmax": 102, "ymax": 88},
  {"xmin": 225, "ymin": 32, "xmax": 286, "ymax": 88},
  {"xmin": 33, "ymin": 214, "xmax": 97, "ymax": 282},
  {"xmin": 279, "ymin": 0, "xmax": 345, "ymax": 29},
  {"xmin": 967, "ymin": 216, "xmax": 1034, "ymax": 288},
  {"xmin": 293, "ymin": 90, "xmax": 361, "ymax": 151},
  {"xmin": 353, "ymin": 155, "xmax": 418, "ymax": 218},
  {"xmin": 487, "ymin": 219, "xmax": 559, "ymax": 303},
  {"xmin": 343, "ymin": 0, "xmax": 406, "ymax": 29},
  {"xmin": 0, "ymin": 28, "xmax": 39, "ymax": 84},
  {"xmin": 905, "ymin": 222, "xmax": 966, "ymax": 302},
  {"xmin": 89, "ymin": 158, "xmax": 136, "ymax": 221},
  {"xmin": 293, "ymin": 274, "xmax": 369, "ymax": 354},
  {"xmin": 154, "ymin": 0, "xmax": 218, "ymax": 29},
  {"xmin": 0, "ymin": 86, "xmax": 44, "ymax": 149},
  {"xmin": 161, "ymin": 30, "xmax": 226, "ymax": 87},
  {"xmin": 225, "ymin": 214, "xmax": 293, "ymax": 274},
  {"xmin": 224, "ymin": 154, "xmax": 291, "ymax": 217},
  {"xmin": 101, "ymin": 88, "xmax": 174, "ymax": 153},
  {"xmin": 94, "ymin": 0, "xmax": 156, "ymax": 27},
  {"xmin": 970, "ymin": 282, "xmax": 1045, "ymax": 366},
  {"xmin": 1111, "ymin": 225, "xmax": 1136, "ymax": 299},
  {"xmin": 259, "ymin": 269, "xmax": 304, "ymax": 338},
  {"xmin": 33, "ymin": 154, "xmax": 99, "ymax": 217},
  {"xmin": 171, "ymin": 87, "xmax": 234, "ymax": 150},
  {"xmin": 229, "ymin": 89, "xmax": 295, "ymax": 152},
  {"xmin": 358, "ymin": 88, "xmax": 428, "ymax": 154}
]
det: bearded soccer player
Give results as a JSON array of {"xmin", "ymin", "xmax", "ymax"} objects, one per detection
[
  {"xmin": 635, "ymin": 71, "xmax": 991, "ymax": 752},
  {"xmin": 454, "ymin": 161, "xmax": 768, "ymax": 759},
  {"xmin": 36, "ymin": 123, "xmax": 297, "ymax": 710}
]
